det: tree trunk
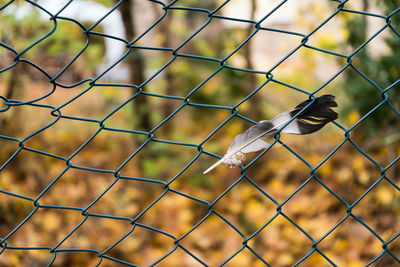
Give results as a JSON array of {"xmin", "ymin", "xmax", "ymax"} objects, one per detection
[
  {"xmin": 119, "ymin": 0, "xmax": 151, "ymax": 175},
  {"xmin": 151, "ymin": 5, "xmax": 175, "ymax": 136},
  {"xmin": 120, "ymin": 0, "xmax": 151, "ymax": 131},
  {"xmin": 0, "ymin": 64, "xmax": 25, "ymax": 180},
  {"xmin": 0, "ymin": 65, "xmax": 22, "ymax": 132},
  {"xmin": 244, "ymin": 0, "xmax": 261, "ymax": 119}
]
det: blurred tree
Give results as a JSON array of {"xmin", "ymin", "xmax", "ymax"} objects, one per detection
[
  {"xmin": 0, "ymin": 8, "xmax": 43, "ymax": 179},
  {"xmin": 119, "ymin": 0, "xmax": 151, "ymax": 131},
  {"xmin": 244, "ymin": 0, "xmax": 262, "ymax": 119},
  {"xmin": 340, "ymin": 0, "xmax": 400, "ymax": 138},
  {"xmin": 151, "ymin": 4, "xmax": 175, "ymax": 135},
  {"xmin": 0, "ymin": 2, "xmax": 105, "ymax": 174},
  {"xmin": 1, "ymin": 7, "xmax": 44, "ymax": 104}
]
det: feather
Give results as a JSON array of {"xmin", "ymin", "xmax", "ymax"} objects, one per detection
[{"xmin": 203, "ymin": 95, "xmax": 338, "ymax": 174}]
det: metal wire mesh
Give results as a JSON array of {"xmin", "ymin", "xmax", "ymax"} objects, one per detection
[{"xmin": 0, "ymin": 0, "xmax": 399, "ymax": 266}]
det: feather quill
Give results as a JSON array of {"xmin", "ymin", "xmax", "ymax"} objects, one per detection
[{"xmin": 204, "ymin": 95, "xmax": 338, "ymax": 174}]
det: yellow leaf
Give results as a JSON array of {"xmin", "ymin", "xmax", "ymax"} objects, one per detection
[
  {"xmin": 41, "ymin": 212, "xmax": 61, "ymax": 232},
  {"xmin": 347, "ymin": 110, "xmax": 360, "ymax": 125},
  {"xmin": 358, "ymin": 170, "xmax": 369, "ymax": 185},
  {"xmin": 337, "ymin": 167, "xmax": 352, "ymax": 182},
  {"xmin": 333, "ymin": 239, "xmax": 348, "ymax": 252},
  {"xmin": 319, "ymin": 162, "xmax": 332, "ymax": 177},
  {"xmin": 376, "ymin": 186, "xmax": 393, "ymax": 205},
  {"xmin": 352, "ymin": 157, "xmax": 364, "ymax": 171}
]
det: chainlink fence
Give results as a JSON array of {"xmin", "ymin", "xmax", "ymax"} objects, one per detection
[{"xmin": 0, "ymin": 0, "xmax": 399, "ymax": 266}]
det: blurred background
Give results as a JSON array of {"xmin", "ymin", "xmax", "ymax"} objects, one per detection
[{"xmin": 0, "ymin": 0, "xmax": 399, "ymax": 266}]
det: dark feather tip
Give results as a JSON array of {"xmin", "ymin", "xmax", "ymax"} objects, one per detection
[
  {"xmin": 290, "ymin": 94, "xmax": 338, "ymax": 134},
  {"xmin": 294, "ymin": 95, "xmax": 338, "ymax": 110}
]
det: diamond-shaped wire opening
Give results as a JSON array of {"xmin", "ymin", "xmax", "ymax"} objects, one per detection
[
  {"xmin": 282, "ymin": 178, "xmax": 348, "ymax": 241},
  {"xmin": 143, "ymin": 56, "xmax": 221, "ymax": 98},
  {"xmin": 212, "ymin": 178, "xmax": 277, "ymax": 236},
  {"xmin": 349, "ymin": 39, "xmax": 399, "ymax": 90},
  {"xmin": 277, "ymin": 119, "xmax": 343, "ymax": 167},
  {"xmin": 4, "ymin": 207, "xmax": 84, "ymax": 248},
  {"xmin": 316, "ymin": 139, "xmax": 383, "ymax": 204},
  {"xmin": 23, "ymin": 118, "xmax": 99, "ymax": 158},
  {"xmin": 0, "ymin": 2, "xmax": 55, "ymax": 53},
  {"xmin": 244, "ymin": 143, "xmax": 311, "ymax": 203},
  {"xmin": 247, "ymin": 214, "xmax": 313, "ymax": 266},
  {"xmin": 0, "ymin": 61, "xmax": 54, "ymax": 105},
  {"xmin": 187, "ymin": 67, "xmax": 267, "ymax": 109},
  {"xmin": 0, "ymin": 149, "xmax": 66, "ymax": 198},
  {"xmin": 0, "ymin": 104, "xmax": 57, "ymax": 141},
  {"xmin": 328, "ymin": 72, "xmax": 386, "ymax": 129},
  {"xmin": 101, "ymin": 94, "xmax": 183, "ymax": 133},
  {"xmin": 176, "ymin": 15, "xmax": 252, "ymax": 60},
  {"xmin": 58, "ymin": 84, "xmax": 138, "ymax": 122},
  {"xmin": 226, "ymin": 29, "xmax": 303, "ymax": 72},
  {"xmin": 58, "ymin": 216, "xmax": 133, "ymax": 253},
  {"xmin": 35, "ymin": 81, "xmax": 90, "ymax": 108},
  {"xmin": 136, "ymin": 190, "xmax": 209, "ymax": 238},
  {"xmin": 347, "ymin": 102, "xmax": 400, "ymax": 166},
  {"xmin": 37, "ymin": 168, "xmax": 116, "ymax": 208},
  {"xmin": 308, "ymin": 7, "xmax": 389, "ymax": 55},
  {"xmin": 30, "ymin": 19, "xmax": 95, "ymax": 81},
  {"xmin": 352, "ymin": 179, "xmax": 400, "ymax": 241},
  {"xmin": 87, "ymin": 178, "xmax": 165, "ymax": 219},
  {"xmin": 70, "ymin": 129, "xmax": 145, "ymax": 171},
  {"xmin": 178, "ymin": 212, "xmax": 244, "ymax": 266},
  {"xmin": 271, "ymin": 45, "xmax": 348, "ymax": 94},
  {"xmin": 201, "ymin": 115, "xmax": 256, "ymax": 157},
  {"xmin": 119, "ymin": 141, "xmax": 199, "ymax": 181},
  {"xmin": 155, "ymin": 103, "xmax": 234, "ymax": 144},
  {"xmin": 318, "ymin": 216, "xmax": 384, "ymax": 266},
  {"xmin": 133, "ymin": 8, "xmax": 212, "ymax": 50},
  {"xmin": 103, "ymin": 223, "xmax": 176, "ymax": 266},
  {"xmin": 89, "ymin": 0, "xmax": 153, "ymax": 41},
  {"xmin": 0, "ymin": 193, "xmax": 34, "ymax": 239},
  {"xmin": 95, "ymin": 47, "xmax": 175, "ymax": 84}
]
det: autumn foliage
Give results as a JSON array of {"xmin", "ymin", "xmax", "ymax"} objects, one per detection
[{"xmin": 0, "ymin": 1, "xmax": 399, "ymax": 266}]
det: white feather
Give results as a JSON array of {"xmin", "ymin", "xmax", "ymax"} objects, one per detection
[
  {"xmin": 221, "ymin": 139, "xmax": 270, "ymax": 167},
  {"xmin": 203, "ymin": 95, "xmax": 338, "ymax": 174},
  {"xmin": 269, "ymin": 111, "xmax": 301, "ymax": 134},
  {"xmin": 227, "ymin": 138, "xmax": 270, "ymax": 154},
  {"xmin": 203, "ymin": 112, "xmax": 311, "ymax": 174},
  {"xmin": 203, "ymin": 125, "xmax": 278, "ymax": 174}
]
